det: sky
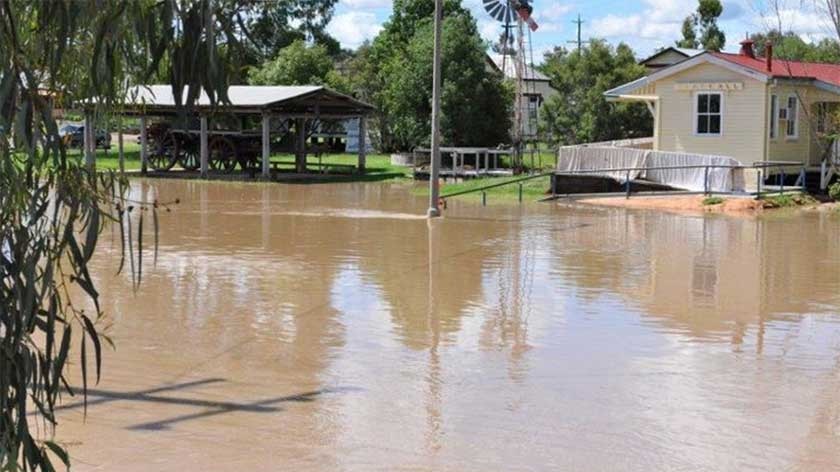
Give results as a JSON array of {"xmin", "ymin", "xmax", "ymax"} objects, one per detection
[{"xmin": 325, "ymin": 0, "xmax": 838, "ymax": 62}]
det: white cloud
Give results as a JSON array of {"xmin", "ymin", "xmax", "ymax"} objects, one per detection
[
  {"xmin": 479, "ymin": 19, "xmax": 502, "ymax": 42},
  {"xmin": 341, "ymin": 0, "xmax": 392, "ymax": 8},
  {"xmin": 591, "ymin": 13, "xmax": 679, "ymax": 40},
  {"xmin": 542, "ymin": 3, "xmax": 574, "ymax": 21},
  {"xmin": 538, "ymin": 21, "xmax": 563, "ymax": 33},
  {"xmin": 327, "ymin": 11, "xmax": 384, "ymax": 48},
  {"xmin": 755, "ymin": 8, "xmax": 833, "ymax": 37}
]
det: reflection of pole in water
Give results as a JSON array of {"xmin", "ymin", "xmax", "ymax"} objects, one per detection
[
  {"xmin": 424, "ymin": 218, "xmax": 443, "ymax": 452},
  {"xmin": 261, "ymin": 185, "xmax": 270, "ymax": 250},
  {"xmin": 200, "ymin": 184, "xmax": 208, "ymax": 237}
]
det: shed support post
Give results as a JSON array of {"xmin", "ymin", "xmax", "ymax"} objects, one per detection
[
  {"xmin": 200, "ymin": 114, "xmax": 209, "ymax": 177},
  {"xmin": 295, "ymin": 118, "xmax": 306, "ymax": 173},
  {"xmin": 118, "ymin": 115, "xmax": 125, "ymax": 175},
  {"xmin": 261, "ymin": 112, "xmax": 271, "ymax": 179},
  {"xmin": 139, "ymin": 115, "xmax": 148, "ymax": 174},
  {"xmin": 358, "ymin": 116, "xmax": 367, "ymax": 173},
  {"xmin": 84, "ymin": 111, "xmax": 95, "ymax": 169}
]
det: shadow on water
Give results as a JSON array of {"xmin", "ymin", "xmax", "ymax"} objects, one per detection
[{"xmin": 58, "ymin": 379, "xmax": 359, "ymax": 431}]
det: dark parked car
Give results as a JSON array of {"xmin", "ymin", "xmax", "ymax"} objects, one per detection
[{"xmin": 59, "ymin": 124, "xmax": 111, "ymax": 149}]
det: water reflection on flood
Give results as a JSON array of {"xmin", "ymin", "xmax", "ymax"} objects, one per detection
[{"xmin": 58, "ymin": 179, "xmax": 840, "ymax": 471}]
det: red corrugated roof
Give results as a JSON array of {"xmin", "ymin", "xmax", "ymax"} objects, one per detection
[{"xmin": 711, "ymin": 51, "xmax": 840, "ymax": 87}]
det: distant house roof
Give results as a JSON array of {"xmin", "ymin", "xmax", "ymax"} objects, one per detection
[
  {"xmin": 120, "ymin": 85, "xmax": 374, "ymax": 116},
  {"xmin": 639, "ymin": 47, "xmax": 704, "ymax": 68},
  {"xmin": 486, "ymin": 54, "xmax": 550, "ymax": 82}
]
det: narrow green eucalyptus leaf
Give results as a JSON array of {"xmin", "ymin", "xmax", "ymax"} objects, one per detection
[
  {"xmin": 44, "ymin": 441, "xmax": 69, "ymax": 468},
  {"xmin": 80, "ymin": 314, "xmax": 102, "ymax": 384}
]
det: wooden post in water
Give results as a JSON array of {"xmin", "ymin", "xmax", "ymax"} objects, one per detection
[
  {"xmin": 295, "ymin": 118, "xmax": 306, "ymax": 173},
  {"xmin": 84, "ymin": 111, "xmax": 95, "ymax": 169},
  {"xmin": 140, "ymin": 115, "xmax": 148, "ymax": 174},
  {"xmin": 358, "ymin": 116, "xmax": 367, "ymax": 173},
  {"xmin": 118, "ymin": 115, "xmax": 125, "ymax": 175},
  {"xmin": 261, "ymin": 112, "xmax": 271, "ymax": 179}
]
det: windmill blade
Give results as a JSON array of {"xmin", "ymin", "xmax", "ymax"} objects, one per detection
[{"xmin": 483, "ymin": 0, "xmax": 514, "ymax": 23}]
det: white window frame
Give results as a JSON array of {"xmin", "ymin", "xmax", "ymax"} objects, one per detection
[
  {"xmin": 786, "ymin": 95, "xmax": 799, "ymax": 139},
  {"xmin": 694, "ymin": 91, "xmax": 724, "ymax": 137},
  {"xmin": 769, "ymin": 94, "xmax": 778, "ymax": 140}
]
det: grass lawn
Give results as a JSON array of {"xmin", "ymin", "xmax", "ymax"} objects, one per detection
[
  {"xmin": 71, "ymin": 143, "xmax": 412, "ymax": 183},
  {"xmin": 74, "ymin": 143, "xmax": 556, "ymax": 199},
  {"xmin": 414, "ymin": 174, "xmax": 553, "ymax": 202}
]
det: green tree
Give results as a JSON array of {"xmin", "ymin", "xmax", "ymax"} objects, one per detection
[
  {"xmin": 348, "ymin": 0, "xmax": 511, "ymax": 151},
  {"xmin": 248, "ymin": 40, "xmax": 344, "ymax": 90},
  {"xmin": 0, "ymin": 1, "xmax": 252, "ymax": 470},
  {"xmin": 677, "ymin": 16, "xmax": 699, "ymax": 49},
  {"xmin": 540, "ymin": 40, "xmax": 652, "ymax": 145},
  {"xmin": 240, "ymin": 0, "xmax": 341, "ymax": 64},
  {"xmin": 677, "ymin": 0, "xmax": 725, "ymax": 51},
  {"xmin": 750, "ymin": 30, "xmax": 840, "ymax": 62}
]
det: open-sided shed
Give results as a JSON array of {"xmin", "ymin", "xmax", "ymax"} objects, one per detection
[{"xmin": 83, "ymin": 85, "xmax": 375, "ymax": 176}]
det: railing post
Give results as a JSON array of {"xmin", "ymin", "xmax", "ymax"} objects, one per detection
[
  {"xmin": 821, "ymin": 159, "xmax": 828, "ymax": 190},
  {"xmin": 756, "ymin": 170, "xmax": 762, "ymax": 198},
  {"xmin": 780, "ymin": 168, "xmax": 785, "ymax": 194},
  {"xmin": 704, "ymin": 165, "xmax": 709, "ymax": 195},
  {"xmin": 481, "ymin": 191, "xmax": 486, "ymax": 206},
  {"xmin": 799, "ymin": 166, "xmax": 806, "ymax": 188},
  {"xmin": 625, "ymin": 169, "xmax": 631, "ymax": 199},
  {"xmin": 551, "ymin": 173, "xmax": 556, "ymax": 198},
  {"xmin": 518, "ymin": 183, "xmax": 523, "ymax": 202}
]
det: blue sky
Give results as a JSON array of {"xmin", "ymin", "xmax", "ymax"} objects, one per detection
[{"xmin": 325, "ymin": 0, "xmax": 836, "ymax": 62}]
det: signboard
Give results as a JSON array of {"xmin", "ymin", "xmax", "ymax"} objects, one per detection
[{"xmin": 674, "ymin": 82, "xmax": 743, "ymax": 91}]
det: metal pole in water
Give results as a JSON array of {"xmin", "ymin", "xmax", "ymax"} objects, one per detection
[
  {"xmin": 427, "ymin": 0, "xmax": 443, "ymax": 218},
  {"xmin": 518, "ymin": 183, "xmax": 523, "ymax": 202},
  {"xmin": 482, "ymin": 191, "xmax": 487, "ymax": 206}
]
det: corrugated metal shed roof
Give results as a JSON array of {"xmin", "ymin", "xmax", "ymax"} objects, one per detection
[
  {"xmin": 127, "ymin": 85, "xmax": 323, "ymax": 107},
  {"xmin": 120, "ymin": 84, "xmax": 374, "ymax": 115}
]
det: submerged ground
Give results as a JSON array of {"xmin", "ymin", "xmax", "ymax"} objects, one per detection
[{"xmin": 58, "ymin": 178, "xmax": 840, "ymax": 471}]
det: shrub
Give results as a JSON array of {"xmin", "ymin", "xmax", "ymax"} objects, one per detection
[
  {"xmin": 702, "ymin": 196, "xmax": 725, "ymax": 205},
  {"xmin": 829, "ymin": 182, "xmax": 840, "ymax": 201}
]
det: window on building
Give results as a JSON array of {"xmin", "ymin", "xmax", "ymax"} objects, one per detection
[
  {"xmin": 769, "ymin": 95, "xmax": 778, "ymax": 139},
  {"xmin": 786, "ymin": 95, "xmax": 798, "ymax": 138},
  {"xmin": 696, "ymin": 92, "xmax": 722, "ymax": 135}
]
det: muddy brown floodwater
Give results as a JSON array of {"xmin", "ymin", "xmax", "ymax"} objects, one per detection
[{"xmin": 55, "ymin": 179, "xmax": 840, "ymax": 471}]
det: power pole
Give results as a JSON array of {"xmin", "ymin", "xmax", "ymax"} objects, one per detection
[
  {"xmin": 427, "ymin": 0, "xmax": 443, "ymax": 218},
  {"xmin": 567, "ymin": 14, "xmax": 589, "ymax": 53}
]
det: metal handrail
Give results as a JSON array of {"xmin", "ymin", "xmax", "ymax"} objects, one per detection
[
  {"xmin": 438, "ymin": 161, "xmax": 809, "ymax": 205},
  {"xmin": 439, "ymin": 172, "xmax": 553, "ymax": 200}
]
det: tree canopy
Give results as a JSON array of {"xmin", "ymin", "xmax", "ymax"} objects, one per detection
[
  {"xmin": 248, "ymin": 39, "xmax": 348, "ymax": 91},
  {"xmin": 750, "ymin": 30, "xmax": 840, "ymax": 62},
  {"xmin": 347, "ymin": 0, "xmax": 511, "ymax": 152},
  {"xmin": 677, "ymin": 0, "xmax": 726, "ymax": 51},
  {"xmin": 539, "ymin": 40, "xmax": 652, "ymax": 145}
]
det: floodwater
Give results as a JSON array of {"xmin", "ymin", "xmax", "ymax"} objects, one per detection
[{"xmin": 57, "ymin": 179, "xmax": 840, "ymax": 471}]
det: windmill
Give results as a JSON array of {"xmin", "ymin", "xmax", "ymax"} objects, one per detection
[{"xmin": 483, "ymin": 0, "xmax": 538, "ymax": 169}]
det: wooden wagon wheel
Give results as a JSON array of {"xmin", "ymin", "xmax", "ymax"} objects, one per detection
[
  {"xmin": 209, "ymin": 136, "xmax": 237, "ymax": 173},
  {"xmin": 147, "ymin": 132, "xmax": 178, "ymax": 172},
  {"xmin": 177, "ymin": 137, "xmax": 200, "ymax": 171}
]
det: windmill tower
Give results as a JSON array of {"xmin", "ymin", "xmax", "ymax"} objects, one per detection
[{"xmin": 483, "ymin": 0, "xmax": 538, "ymax": 170}]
